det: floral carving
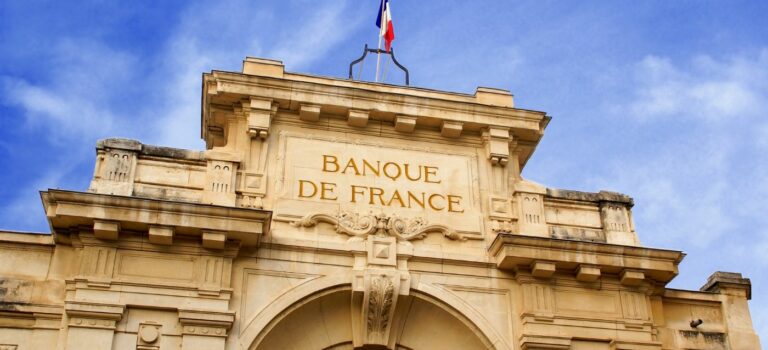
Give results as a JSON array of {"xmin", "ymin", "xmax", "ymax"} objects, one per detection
[
  {"xmin": 366, "ymin": 275, "xmax": 395, "ymax": 335},
  {"xmin": 291, "ymin": 211, "xmax": 465, "ymax": 241}
]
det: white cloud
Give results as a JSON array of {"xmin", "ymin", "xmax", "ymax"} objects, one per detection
[
  {"xmin": 149, "ymin": 0, "xmax": 359, "ymax": 149},
  {"xmin": 1, "ymin": 39, "xmax": 138, "ymax": 142},
  {"xmin": 596, "ymin": 50, "xmax": 768, "ymax": 251},
  {"xmin": 0, "ymin": 0, "xmax": 363, "ymax": 233},
  {"xmin": 268, "ymin": 3, "xmax": 359, "ymax": 71},
  {"xmin": 629, "ymin": 51, "xmax": 768, "ymax": 122}
]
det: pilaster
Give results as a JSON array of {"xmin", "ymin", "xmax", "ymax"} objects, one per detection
[
  {"xmin": 178, "ymin": 310, "xmax": 234, "ymax": 350},
  {"xmin": 64, "ymin": 302, "xmax": 124, "ymax": 350}
]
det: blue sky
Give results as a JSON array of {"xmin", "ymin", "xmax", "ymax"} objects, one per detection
[{"xmin": 2, "ymin": 0, "xmax": 767, "ymax": 340}]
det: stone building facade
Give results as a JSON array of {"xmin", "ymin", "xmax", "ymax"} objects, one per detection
[{"xmin": 0, "ymin": 57, "xmax": 760, "ymax": 349}]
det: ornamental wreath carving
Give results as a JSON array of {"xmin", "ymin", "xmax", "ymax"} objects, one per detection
[{"xmin": 291, "ymin": 211, "xmax": 466, "ymax": 241}]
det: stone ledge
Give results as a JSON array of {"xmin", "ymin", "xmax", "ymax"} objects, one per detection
[
  {"xmin": 490, "ymin": 234, "xmax": 683, "ymax": 284},
  {"xmin": 65, "ymin": 301, "xmax": 124, "ymax": 320},
  {"xmin": 546, "ymin": 188, "xmax": 634, "ymax": 206},
  {"xmin": 96, "ymin": 138, "xmax": 205, "ymax": 162},
  {"xmin": 42, "ymin": 190, "xmax": 271, "ymax": 247}
]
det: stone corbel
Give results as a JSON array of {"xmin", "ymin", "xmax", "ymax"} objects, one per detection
[
  {"xmin": 348, "ymin": 109, "xmax": 369, "ymax": 127},
  {"xmin": 299, "ymin": 103, "xmax": 321, "ymax": 122},
  {"xmin": 244, "ymin": 97, "xmax": 277, "ymax": 139},
  {"xmin": 394, "ymin": 115, "xmax": 416, "ymax": 133},
  {"xmin": 483, "ymin": 127, "xmax": 511, "ymax": 166},
  {"xmin": 93, "ymin": 220, "xmax": 120, "ymax": 241},
  {"xmin": 441, "ymin": 121, "xmax": 463, "ymax": 138}
]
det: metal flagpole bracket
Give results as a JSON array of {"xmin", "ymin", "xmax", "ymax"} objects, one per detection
[{"xmin": 349, "ymin": 44, "xmax": 410, "ymax": 86}]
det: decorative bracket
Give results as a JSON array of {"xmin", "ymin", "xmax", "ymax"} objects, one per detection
[
  {"xmin": 244, "ymin": 97, "xmax": 277, "ymax": 139},
  {"xmin": 291, "ymin": 211, "xmax": 465, "ymax": 241},
  {"xmin": 351, "ymin": 237, "xmax": 411, "ymax": 349},
  {"xmin": 483, "ymin": 127, "xmax": 511, "ymax": 166}
]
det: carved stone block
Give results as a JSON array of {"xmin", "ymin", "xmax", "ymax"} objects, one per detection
[
  {"xmin": 483, "ymin": 127, "xmax": 511, "ymax": 166},
  {"xmin": 137, "ymin": 322, "xmax": 162, "ymax": 350},
  {"xmin": 299, "ymin": 104, "xmax": 321, "ymax": 122},
  {"xmin": 359, "ymin": 270, "xmax": 401, "ymax": 347},
  {"xmin": 531, "ymin": 261, "xmax": 556, "ymax": 279},
  {"xmin": 576, "ymin": 265, "xmax": 601, "ymax": 282},
  {"xmin": 441, "ymin": 121, "xmax": 463, "ymax": 138},
  {"xmin": 148, "ymin": 225, "xmax": 173, "ymax": 245},
  {"xmin": 246, "ymin": 97, "xmax": 275, "ymax": 139},
  {"xmin": 620, "ymin": 270, "xmax": 645, "ymax": 286},
  {"xmin": 202, "ymin": 158, "xmax": 238, "ymax": 206},
  {"xmin": 394, "ymin": 115, "xmax": 416, "ymax": 133},
  {"xmin": 516, "ymin": 189, "xmax": 548, "ymax": 237},
  {"xmin": 366, "ymin": 236, "xmax": 397, "ymax": 267},
  {"xmin": 202, "ymin": 231, "xmax": 226, "ymax": 250},
  {"xmin": 93, "ymin": 220, "xmax": 120, "ymax": 240},
  {"xmin": 348, "ymin": 109, "xmax": 369, "ymax": 127}
]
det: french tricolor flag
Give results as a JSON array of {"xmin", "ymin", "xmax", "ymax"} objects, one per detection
[{"xmin": 376, "ymin": 0, "xmax": 395, "ymax": 51}]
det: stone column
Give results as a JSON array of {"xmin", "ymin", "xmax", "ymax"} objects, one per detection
[{"xmin": 64, "ymin": 302, "xmax": 124, "ymax": 350}]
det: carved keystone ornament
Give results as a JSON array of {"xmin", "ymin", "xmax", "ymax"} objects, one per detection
[{"xmin": 291, "ymin": 211, "xmax": 466, "ymax": 241}]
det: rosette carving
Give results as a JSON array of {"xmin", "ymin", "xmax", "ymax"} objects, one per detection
[{"xmin": 291, "ymin": 211, "xmax": 465, "ymax": 241}]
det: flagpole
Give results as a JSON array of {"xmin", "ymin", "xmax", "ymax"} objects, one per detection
[{"xmin": 375, "ymin": 0, "xmax": 385, "ymax": 82}]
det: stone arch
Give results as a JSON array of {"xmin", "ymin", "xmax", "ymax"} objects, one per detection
[
  {"xmin": 240, "ymin": 273, "xmax": 352, "ymax": 349},
  {"xmin": 243, "ymin": 275, "xmax": 507, "ymax": 350}
]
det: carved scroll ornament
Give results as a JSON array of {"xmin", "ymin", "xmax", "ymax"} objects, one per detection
[{"xmin": 291, "ymin": 211, "xmax": 466, "ymax": 241}]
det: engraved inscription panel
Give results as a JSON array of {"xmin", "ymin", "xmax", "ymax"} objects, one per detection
[{"xmin": 279, "ymin": 136, "xmax": 482, "ymax": 234}]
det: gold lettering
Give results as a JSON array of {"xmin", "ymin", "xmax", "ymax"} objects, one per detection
[
  {"xmin": 403, "ymin": 164, "xmax": 422, "ymax": 181},
  {"xmin": 428, "ymin": 193, "xmax": 446, "ymax": 211},
  {"xmin": 407, "ymin": 191, "xmax": 425, "ymax": 208},
  {"xmin": 298, "ymin": 180, "xmax": 317, "ymax": 198},
  {"xmin": 387, "ymin": 190, "xmax": 406, "ymax": 207},
  {"xmin": 322, "ymin": 155, "xmax": 339, "ymax": 172},
  {"xmin": 320, "ymin": 182, "xmax": 338, "ymax": 200},
  {"xmin": 362, "ymin": 159, "xmax": 380, "ymax": 177},
  {"xmin": 369, "ymin": 187, "xmax": 386, "ymax": 205},
  {"xmin": 351, "ymin": 185, "xmax": 366, "ymax": 203},
  {"xmin": 383, "ymin": 162, "xmax": 402, "ymax": 181},
  {"xmin": 342, "ymin": 158, "xmax": 361, "ymax": 175},
  {"xmin": 424, "ymin": 166, "xmax": 441, "ymax": 184},
  {"xmin": 447, "ymin": 195, "xmax": 464, "ymax": 213}
]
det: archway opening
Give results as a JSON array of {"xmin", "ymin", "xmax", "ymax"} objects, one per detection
[{"xmin": 254, "ymin": 289, "xmax": 491, "ymax": 350}]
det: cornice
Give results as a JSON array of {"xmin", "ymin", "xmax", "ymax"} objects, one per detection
[
  {"xmin": 41, "ymin": 190, "xmax": 271, "ymax": 247},
  {"xmin": 489, "ymin": 234, "xmax": 684, "ymax": 284}
]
